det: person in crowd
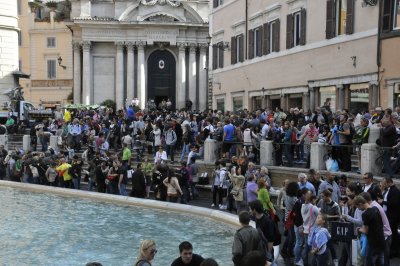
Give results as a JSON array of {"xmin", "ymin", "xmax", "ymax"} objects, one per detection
[
  {"xmin": 246, "ymin": 174, "xmax": 258, "ymax": 204},
  {"xmin": 378, "ymin": 117, "xmax": 397, "ymax": 176},
  {"xmin": 338, "ymin": 174, "xmax": 348, "ymax": 196},
  {"xmin": 56, "ymin": 158, "xmax": 72, "ymax": 188},
  {"xmin": 353, "ymin": 195, "xmax": 385, "ymax": 266},
  {"xmin": 249, "ymin": 200, "xmax": 275, "ymax": 264},
  {"xmin": 211, "ymin": 161, "xmax": 222, "ymax": 207},
  {"xmin": 337, "ymin": 115, "xmax": 352, "ymax": 172},
  {"xmin": 165, "ymin": 126, "xmax": 177, "ymax": 163},
  {"xmin": 121, "ymin": 142, "xmax": 131, "ymax": 169},
  {"xmin": 135, "ymin": 240, "xmax": 157, "ymax": 266},
  {"xmin": 142, "ymin": 157, "xmax": 154, "ymax": 199},
  {"xmin": 257, "ymin": 178, "xmax": 275, "ymax": 217},
  {"xmin": 130, "ymin": 163, "xmax": 147, "ymax": 198},
  {"xmin": 223, "ymin": 118, "xmax": 235, "ymax": 159},
  {"xmin": 309, "ymin": 214, "xmax": 331, "ymax": 266},
  {"xmin": 380, "ymin": 176, "xmax": 400, "ymax": 258},
  {"xmin": 163, "ymin": 168, "xmax": 183, "ymax": 203},
  {"xmin": 308, "ymin": 169, "xmax": 322, "ymax": 195},
  {"xmin": 218, "ymin": 161, "xmax": 229, "ymax": 210},
  {"xmin": 45, "ymin": 161, "xmax": 58, "ymax": 187},
  {"xmin": 115, "ymin": 159, "xmax": 128, "ymax": 196},
  {"xmin": 232, "ymin": 211, "xmax": 261, "ymax": 266},
  {"xmin": 353, "ymin": 116, "xmax": 370, "ymax": 173},
  {"xmin": 199, "ymin": 258, "xmax": 218, "ymax": 266},
  {"xmin": 300, "ymin": 190, "xmax": 319, "ymax": 266},
  {"xmin": 171, "ymin": 241, "xmax": 204, "ymax": 266},
  {"xmin": 318, "ymin": 172, "xmax": 341, "ymax": 203},
  {"xmin": 359, "ymin": 192, "xmax": 392, "ymax": 266},
  {"xmin": 280, "ymin": 181, "xmax": 299, "ymax": 259},
  {"xmin": 154, "ymin": 145, "xmax": 167, "ymax": 164},
  {"xmin": 297, "ymin": 172, "xmax": 316, "ymax": 195},
  {"xmin": 282, "ymin": 121, "xmax": 295, "ymax": 167},
  {"xmin": 180, "ymin": 124, "xmax": 191, "ymax": 161},
  {"xmin": 230, "ymin": 166, "xmax": 245, "ymax": 214},
  {"xmin": 277, "ymin": 179, "xmax": 289, "ymax": 216},
  {"xmin": 363, "ymin": 172, "xmax": 381, "ymax": 196},
  {"xmin": 189, "ymin": 157, "xmax": 199, "ymax": 200}
]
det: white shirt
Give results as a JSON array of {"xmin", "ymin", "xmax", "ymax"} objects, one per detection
[
  {"xmin": 383, "ymin": 187, "xmax": 390, "ymax": 212},
  {"xmin": 363, "ymin": 183, "xmax": 372, "ymax": 193},
  {"xmin": 154, "ymin": 151, "xmax": 167, "ymax": 163},
  {"xmin": 261, "ymin": 124, "xmax": 270, "ymax": 139}
]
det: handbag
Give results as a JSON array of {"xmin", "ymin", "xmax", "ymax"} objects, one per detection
[{"xmin": 284, "ymin": 210, "xmax": 296, "ymax": 230}]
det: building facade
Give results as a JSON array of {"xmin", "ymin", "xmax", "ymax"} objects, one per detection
[
  {"xmin": 18, "ymin": 0, "xmax": 73, "ymax": 107},
  {"xmin": 210, "ymin": 0, "xmax": 381, "ymax": 113},
  {"xmin": 379, "ymin": 0, "xmax": 400, "ymax": 108},
  {"xmin": 68, "ymin": 0, "xmax": 210, "ymax": 110},
  {"xmin": 0, "ymin": 0, "xmax": 19, "ymax": 102}
]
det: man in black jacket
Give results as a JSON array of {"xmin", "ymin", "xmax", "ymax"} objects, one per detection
[
  {"xmin": 130, "ymin": 163, "xmax": 146, "ymax": 198},
  {"xmin": 381, "ymin": 176, "xmax": 400, "ymax": 257},
  {"xmin": 171, "ymin": 241, "xmax": 204, "ymax": 266}
]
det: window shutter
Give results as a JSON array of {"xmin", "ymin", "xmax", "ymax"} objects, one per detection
[
  {"xmin": 212, "ymin": 45, "xmax": 218, "ymax": 70},
  {"xmin": 213, "ymin": 0, "xmax": 218, "ymax": 8},
  {"xmin": 273, "ymin": 19, "xmax": 280, "ymax": 52},
  {"xmin": 326, "ymin": 0, "xmax": 335, "ymax": 39},
  {"xmin": 346, "ymin": 0, "xmax": 355, "ymax": 34},
  {"xmin": 300, "ymin": 9, "xmax": 307, "ymax": 45},
  {"xmin": 231, "ymin": 36, "xmax": 237, "ymax": 65},
  {"xmin": 382, "ymin": 0, "xmax": 392, "ymax": 33},
  {"xmin": 248, "ymin": 29, "xmax": 254, "ymax": 59},
  {"xmin": 239, "ymin": 34, "xmax": 244, "ymax": 62},
  {"xmin": 256, "ymin": 27, "xmax": 262, "ymax": 56},
  {"xmin": 218, "ymin": 44, "xmax": 224, "ymax": 68},
  {"xmin": 263, "ymin": 23, "xmax": 270, "ymax": 55},
  {"xmin": 286, "ymin": 14, "xmax": 294, "ymax": 49}
]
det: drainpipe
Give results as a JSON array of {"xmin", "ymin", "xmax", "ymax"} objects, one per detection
[
  {"xmin": 377, "ymin": 0, "xmax": 382, "ymax": 106},
  {"xmin": 245, "ymin": 0, "xmax": 248, "ymax": 60}
]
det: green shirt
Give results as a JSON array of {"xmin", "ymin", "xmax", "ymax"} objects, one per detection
[
  {"xmin": 258, "ymin": 188, "xmax": 273, "ymax": 211},
  {"xmin": 143, "ymin": 162, "xmax": 153, "ymax": 177},
  {"xmin": 5, "ymin": 118, "xmax": 14, "ymax": 126},
  {"xmin": 122, "ymin": 147, "xmax": 131, "ymax": 161}
]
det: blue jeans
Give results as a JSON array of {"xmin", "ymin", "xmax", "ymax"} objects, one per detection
[
  {"xmin": 294, "ymin": 226, "xmax": 307, "ymax": 263},
  {"xmin": 180, "ymin": 143, "xmax": 190, "ymax": 161},
  {"xmin": 284, "ymin": 143, "xmax": 293, "ymax": 166},
  {"xmin": 166, "ymin": 145, "xmax": 175, "ymax": 162},
  {"xmin": 365, "ymin": 245, "xmax": 384, "ymax": 266},
  {"xmin": 119, "ymin": 183, "xmax": 128, "ymax": 196},
  {"xmin": 282, "ymin": 226, "xmax": 295, "ymax": 254},
  {"xmin": 88, "ymin": 178, "xmax": 95, "ymax": 191},
  {"xmin": 72, "ymin": 177, "xmax": 81, "ymax": 190},
  {"xmin": 383, "ymin": 150, "xmax": 393, "ymax": 176}
]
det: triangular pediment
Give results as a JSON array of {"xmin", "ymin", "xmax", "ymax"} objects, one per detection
[{"xmin": 119, "ymin": 2, "xmax": 204, "ymax": 23}]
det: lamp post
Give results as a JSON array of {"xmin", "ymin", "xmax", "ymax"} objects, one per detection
[
  {"xmin": 57, "ymin": 56, "xmax": 66, "ymax": 69},
  {"xmin": 262, "ymin": 87, "xmax": 265, "ymax": 109}
]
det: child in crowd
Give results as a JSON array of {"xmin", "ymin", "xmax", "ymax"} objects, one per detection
[{"xmin": 309, "ymin": 213, "xmax": 331, "ymax": 266}]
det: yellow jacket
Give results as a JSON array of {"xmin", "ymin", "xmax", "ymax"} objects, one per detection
[{"xmin": 56, "ymin": 163, "xmax": 72, "ymax": 181}]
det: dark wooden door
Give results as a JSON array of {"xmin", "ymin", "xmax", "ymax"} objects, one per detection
[{"xmin": 147, "ymin": 50, "xmax": 176, "ymax": 108}]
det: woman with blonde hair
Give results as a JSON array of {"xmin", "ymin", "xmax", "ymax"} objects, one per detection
[{"xmin": 135, "ymin": 239, "xmax": 157, "ymax": 266}]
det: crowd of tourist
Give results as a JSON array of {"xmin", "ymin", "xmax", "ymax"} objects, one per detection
[{"xmin": 1, "ymin": 102, "xmax": 400, "ymax": 266}]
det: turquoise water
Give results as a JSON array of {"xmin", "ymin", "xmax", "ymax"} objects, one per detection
[{"xmin": 0, "ymin": 187, "xmax": 235, "ymax": 266}]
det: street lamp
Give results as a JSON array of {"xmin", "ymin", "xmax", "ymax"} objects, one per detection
[
  {"xmin": 262, "ymin": 87, "xmax": 265, "ymax": 109},
  {"xmin": 57, "ymin": 56, "xmax": 67, "ymax": 69}
]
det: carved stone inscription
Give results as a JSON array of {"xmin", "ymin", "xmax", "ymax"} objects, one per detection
[{"xmin": 145, "ymin": 29, "xmax": 178, "ymax": 45}]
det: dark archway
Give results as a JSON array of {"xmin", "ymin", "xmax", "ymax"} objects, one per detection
[{"xmin": 147, "ymin": 50, "xmax": 176, "ymax": 108}]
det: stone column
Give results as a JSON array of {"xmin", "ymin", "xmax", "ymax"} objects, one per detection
[
  {"xmin": 177, "ymin": 43, "xmax": 186, "ymax": 109},
  {"xmin": 303, "ymin": 91, "xmax": 310, "ymax": 112},
  {"xmin": 137, "ymin": 41, "xmax": 146, "ymax": 110},
  {"xmin": 265, "ymin": 95, "xmax": 271, "ymax": 110},
  {"xmin": 23, "ymin": 135, "xmax": 31, "ymax": 152},
  {"xmin": 260, "ymin": 140, "xmax": 274, "ymax": 166},
  {"xmin": 204, "ymin": 139, "xmax": 218, "ymax": 163},
  {"xmin": 73, "ymin": 42, "xmax": 81, "ymax": 104},
  {"xmin": 361, "ymin": 143, "xmax": 380, "ymax": 175},
  {"xmin": 115, "ymin": 42, "xmax": 125, "ymax": 110},
  {"xmin": 199, "ymin": 44, "xmax": 207, "ymax": 111},
  {"xmin": 310, "ymin": 142, "xmax": 328, "ymax": 170},
  {"xmin": 188, "ymin": 43, "xmax": 197, "ymax": 109},
  {"xmin": 337, "ymin": 84, "xmax": 344, "ymax": 111},
  {"xmin": 126, "ymin": 43, "xmax": 135, "ymax": 105},
  {"xmin": 82, "ymin": 41, "xmax": 92, "ymax": 105},
  {"xmin": 369, "ymin": 81, "xmax": 379, "ymax": 108},
  {"xmin": 309, "ymin": 87, "xmax": 315, "ymax": 111},
  {"xmin": 280, "ymin": 94, "xmax": 286, "ymax": 110},
  {"xmin": 0, "ymin": 135, "xmax": 8, "ymax": 151}
]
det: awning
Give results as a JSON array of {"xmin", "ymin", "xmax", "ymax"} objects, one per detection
[{"xmin": 12, "ymin": 71, "xmax": 30, "ymax": 79}]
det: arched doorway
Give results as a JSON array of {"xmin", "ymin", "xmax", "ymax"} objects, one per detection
[{"xmin": 147, "ymin": 50, "xmax": 176, "ymax": 109}]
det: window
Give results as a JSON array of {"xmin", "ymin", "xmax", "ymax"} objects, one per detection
[
  {"xmin": 349, "ymin": 84, "xmax": 369, "ymax": 112},
  {"xmin": 47, "ymin": 37, "xmax": 56, "ymax": 48},
  {"xmin": 326, "ymin": 0, "xmax": 354, "ymax": 39},
  {"xmin": 383, "ymin": 0, "xmax": 400, "ymax": 32},
  {"xmin": 213, "ymin": 0, "xmax": 223, "ymax": 8},
  {"xmin": 233, "ymin": 97, "xmax": 243, "ymax": 112},
  {"xmin": 231, "ymin": 34, "xmax": 244, "ymax": 64},
  {"xmin": 216, "ymin": 98, "xmax": 225, "ymax": 113},
  {"xmin": 263, "ymin": 19, "xmax": 280, "ymax": 55},
  {"xmin": 212, "ymin": 42, "xmax": 224, "ymax": 70},
  {"xmin": 47, "ymin": 60, "xmax": 56, "ymax": 79},
  {"xmin": 286, "ymin": 9, "xmax": 306, "ymax": 49},
  {"xmin": 35, "ymin": 7, "xmax": 42, "ymax": 19},
  {"xmin": 319, "ymin": 86, "xmax": 336, "ymax": 113},
  {"xmin": 248, "ymin": 26, "xmax": 262, "ymax": 59}
]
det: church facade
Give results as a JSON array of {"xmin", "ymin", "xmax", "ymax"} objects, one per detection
[{"xmin": 69, "ymin": 0, "xmax": 210, "ymax": 110}]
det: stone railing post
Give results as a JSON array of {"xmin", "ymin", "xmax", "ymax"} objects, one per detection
[
  {"xmin": 0, "ymin": 135, "xmax": 8, "ymax": 151},
  {"xmin": 310, "ymin": 142, "xmax": 328, "ymax": 170},
  {"xmin": 361, "ymin": 143, "xmax": 381, "ymax": 176},
  {"xmin": 49, "ymin": 135, "xmax": 59, "ymax": 152},
  {"xmin": 368, "ymin": 124, "xmax": 380, "ymax": 144},
  {"xmin": 260, "ymin": 140, "xmax": 274, "ymax": 166},
  {"xmin": 204, "ymin": 138, "xmax": 218, "ymax": 164},
  {"xmin": 23, "ymin": 135, "xmax": 31, "ymax": 152}
]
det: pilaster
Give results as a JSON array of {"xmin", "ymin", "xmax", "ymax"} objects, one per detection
[{"xmin": 82, "ymin": 41, "xmax": 91, "ymax": 105}]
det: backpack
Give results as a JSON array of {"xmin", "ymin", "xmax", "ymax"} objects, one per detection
[{"xmin": 291, "ymin": 128, "xmax": 297, "ymax": 143}]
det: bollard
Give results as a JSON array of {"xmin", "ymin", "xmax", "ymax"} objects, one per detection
[
  {"xmin": 23, "ymin": 135, "xmax": 31, "ymax": 152},
  {"xmin": 368, "ymin": 124, "xmax": 380, "ymax": 144},
  {"xmin": 204, "ymin": 138, "xmax": 218, "ymax": 164},
  {"xmin": 310, "ymin": 142, "xmax": 328, "ymax": 171},
  {"xmin": 0, "ymin": 135, "xmax": 8, "ymax": 151},
  {"xmin": 260, "ymin": 140, "xmax": 274, "ymax": 166},
  {"xmin": 49, "ymin": 135, "xmax": 58, "ymax": 152},
  {"xmin": 361, "ymin": 143, "xmax": 380, "ymax": 176}
]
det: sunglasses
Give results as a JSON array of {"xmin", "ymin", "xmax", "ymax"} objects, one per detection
[{"xmin": 150, "ymin": 249, "xmax": 158, "ymax": 255}]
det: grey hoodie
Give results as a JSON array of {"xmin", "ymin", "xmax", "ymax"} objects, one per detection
[{"xmin": 301, "ymin": 203, "xmax": 320, "ymax": 234}]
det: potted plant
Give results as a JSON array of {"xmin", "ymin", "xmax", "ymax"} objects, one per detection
[
  {"xmin": 45, "ymin": 1, "xmax": 58, "ymax": 11},
  {"xmin": 28, "ymin": 0, "xmax": 42, "ymax": 12}
]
